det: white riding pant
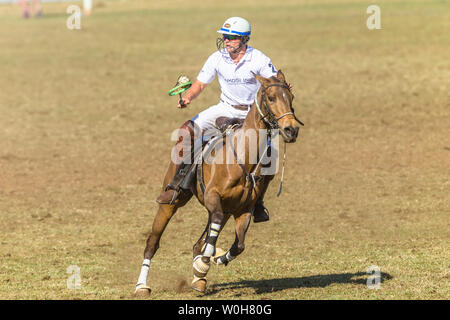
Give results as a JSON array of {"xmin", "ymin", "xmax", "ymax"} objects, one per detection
[{"xmin": 191, "ymin": 101, "xmax": 249, "ymax": 133}]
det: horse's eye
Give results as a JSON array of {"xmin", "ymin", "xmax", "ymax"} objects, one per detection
[{"xmin": 268, "ymin": 96, "xmax": 275, "ymax": 102}]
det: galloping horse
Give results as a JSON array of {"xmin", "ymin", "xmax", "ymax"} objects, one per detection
[{"xmin": 134, "ymin": 70, "xmax": 303, "ymax": 297}]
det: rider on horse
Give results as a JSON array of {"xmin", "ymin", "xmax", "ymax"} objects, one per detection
[{"xmin": 157, "ymin": 17, "xmax": 278, "ymax": 223}]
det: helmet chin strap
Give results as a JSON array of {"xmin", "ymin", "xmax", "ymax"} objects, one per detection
[
  {"xmin": 217, "ymin": 36, "xmax": 249, "ymax": 54},
  {"xmin": 229, "ymin": 37, "xmax": 249, "ymax": 55},
  {"xmin": 228, "ymin": 39, "xmax": 243, "ymax": 54}
]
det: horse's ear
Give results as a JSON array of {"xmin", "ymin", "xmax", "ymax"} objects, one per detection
[
  {"xmin": 276, "ymin": 69, "xmax": 286, "ymax": 83},
  {"xmin": 253, "ymin": 72, "xmax": 270, "ymax": 86}
]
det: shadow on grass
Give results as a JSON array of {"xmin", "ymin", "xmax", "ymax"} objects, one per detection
[{"xmin": 207, "ymin": 271, "xmax": 393, "ymax": 296}]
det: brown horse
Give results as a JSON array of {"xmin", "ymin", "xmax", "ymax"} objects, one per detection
[{"xmin": 134, "ymin": 70, "xmax": 302, "ymax": 297}]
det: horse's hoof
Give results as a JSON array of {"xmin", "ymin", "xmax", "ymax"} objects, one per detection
[
  {"xmin": 191, "ymin": 277, "xmax": 207, "ymax": 293},
  {"xmin": 134, "ymin": 284, "xmax": 152, "ymax": 298}
]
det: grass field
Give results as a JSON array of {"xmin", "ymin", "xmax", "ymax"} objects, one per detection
[{"xmin": 0, "ymin": 0, "xmax": 449, "ymax": 300}]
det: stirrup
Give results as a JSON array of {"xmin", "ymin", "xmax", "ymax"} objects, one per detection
[{"xmin": 252, "ymin": 201, "xmax": 270, "ymax": 223}]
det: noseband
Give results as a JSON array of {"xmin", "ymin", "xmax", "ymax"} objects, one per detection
[{"xmin": 254, "ymin": 83, "xmax": 304, "ymax": 130}]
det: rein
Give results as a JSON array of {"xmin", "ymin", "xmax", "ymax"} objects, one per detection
[{"xmin": 253, "ymin": 82, "xmax": 304, "ymax": 197}]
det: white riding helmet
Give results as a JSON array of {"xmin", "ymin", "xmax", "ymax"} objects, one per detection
[{"xmin": 217, "ymin": 17, "xmax": 251, "ymax": 37}]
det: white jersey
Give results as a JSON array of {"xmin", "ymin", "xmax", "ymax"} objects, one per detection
[{"xmin": 197, "ymin": 46, "xmax": 277, "ymax": 106}]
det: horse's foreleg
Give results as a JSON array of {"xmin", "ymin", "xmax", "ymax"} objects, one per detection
[
  {"xmin": 192, "ymin": 213, "xmax": 231, "ymax": 258},
  {"xmin": 214, "ymin": 212, "xmax": 251, "ymax": 266},
  {"xmin": 135, "ymin": 193, "xmax": 192, "ymax": 297}
]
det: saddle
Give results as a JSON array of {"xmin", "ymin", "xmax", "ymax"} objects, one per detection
[
  {"xmin": 215, "ymin": 117, "xmax": 245, "ymax": 133},
  {"xmin": 190, "ymin": 117, "xmax": 245, "ymax": 196}
]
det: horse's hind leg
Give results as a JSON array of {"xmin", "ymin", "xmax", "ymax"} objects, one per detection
[
  {"xmin": 214, "ymin": 212, "xmax": 251, "ymax": 266},
  {"xmin": 192, "ymin": 219, "xmax": 210, "ymax": 259},
  {"xmin": 134, "ymin": 193, "xmax": 192, "ymax": 297}
]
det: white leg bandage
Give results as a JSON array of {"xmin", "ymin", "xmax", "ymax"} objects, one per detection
[
  {"xmin": 216, "ymin": 250, "xmax": 236, "ymax": 265},
  {"xmin": 136, "ymin": 259, "xmax": 151, "ymax": 286},
  {"xmin": 203, "ymin": 243, "xmax": 215, "ymax": 257},
  {"xmin": 203, "ymin": 223, "xmax": 221, "ymax": 257},
  {"xmin": 225, "ymin": 251, "xmax": 236, "ymax": 262}
]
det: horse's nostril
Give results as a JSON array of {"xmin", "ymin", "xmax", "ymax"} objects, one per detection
[{"xmin": 284, "ymin": 126, "xmax": 294, "ymax": 137}]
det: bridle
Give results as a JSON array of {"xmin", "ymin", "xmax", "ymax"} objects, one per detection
[
  {"xmin": 252, "ymin": 81, "xmax": 304, "ymax": 197},
  {"xmin": 254, "ymin": 82, "xmax": 304, "ymax": 130}
]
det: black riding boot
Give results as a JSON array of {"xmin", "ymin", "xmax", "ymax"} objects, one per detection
[
  {"xmin": 156, "ymin": 120, "xmax": 200, "ymax": 204},
  {"xmin": 252, "ymin": 198, "xmax": 270, "ymax": 223},
  {"xmin": 156, "ymin": 162, "xmax": 196, "ymax": 204}
]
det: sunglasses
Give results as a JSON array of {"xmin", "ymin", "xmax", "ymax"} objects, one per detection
[{"xmin": 223, "ymin": 34, "xmax": 241, "ymax": 41}]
